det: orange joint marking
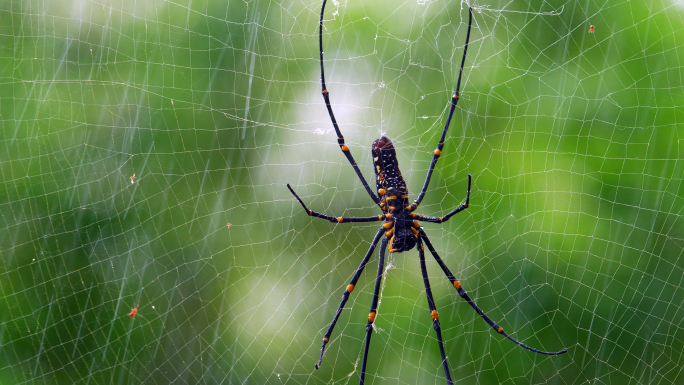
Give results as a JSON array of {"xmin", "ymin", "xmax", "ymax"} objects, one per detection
[
  {"xmin": 378, "ymin": 189, "xmax": 386, "ymax": 196},
  {"xmin": 346, "ymin": 284, "xmax": 354, "ymax": 293},
  {"xmin": 389, "ymin": 206, "xmax": 396, "ymax": 212},
  {"xmin": 453, "ymin": 93, "xmax": 458, "ymax": 99},
  {"xmin": 308, "ymin": 210, "xmax": 313, "ymax": 215},
  {"xmin": 389, "ymin": 235, "xmax": 395, "ymax": 250},
  {"xmin": 386, "ymin": 196, "xmax": 397, "ymax": 201},
  {"xmin": 337, "ymin": 217, "xmax": 343, "ymax": 223},
  {"xmin": 439, "ymin": 217, "xmax": 443, "ymax": 223},
  {"xmin": 323, "ymin": 337, "xmax": 329, "ymax": 342},
  {"xmin": 383, "ymin": 222, "xmax": 393, "ymax": 229},
  {"xmin": 401, "ymin": 195, "xmax": 408, "ymax": 199},
  {"xmin": 379, "ymin": 201, "xmax": 386, "ymax": 207},
  {"xmin": 411, "ymin": 227, "xmax": 419, "ymax": 235},
  {"xmin": 341, "ymin": 144, "xmax": 349, "ymax": 151},
  {"xmin": 406, "ymin": 205, "xmax": 413, "ymax": 212},
  {"xmin": 431, "ymin": 310, "xmax": 439, "ymax": 321},
  {"xmin": 385, "ymin": 214, "xmax": 393, "ymax": 219},
  {"xmin": 411, "ymin": 213, "xmax": 416, "ymax": 218},
  {"xmin": 497, "ymin": 327, "xmax": 503, "ymax": 333},
  {"xmin": 412, "ymin": 221, "xmax": 421, "ymax": 229},
  {"xmin": 385, "ymin": 228, "xmax": 394, "ymax": 237},
  {"xmin": 368, "ymin": 312, "xmax": 377, "ymax": 323},
  {"xmin": 378, "ymin": 215, "xmax": 383, "ymax": 220},
  {"xmin": 323, "ymin": 89, "xmax": 329, "ymax": 93},
  {"xmin": 453, "ymin": 280, "xmax": 462, "ymax": 290},
  {"xmin": 434, "ymin": 149, "xmax": 441, "ymax": 156},
  {"xmin": 464, "ymin": 203, "xmax": 468, "ymax": 208}
]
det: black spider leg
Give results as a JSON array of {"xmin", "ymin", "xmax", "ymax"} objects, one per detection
[
  {"xmin": 288, "ymin": 184, "xmax": 385, "ymax": 223},
  {"xmin": 412, "ymin": 7, "xmax": 472, "ymax": 211},
  {"xmin": 315, "ymin": 227, "xmax": 386, "ymax": 369},
  {"xmin": 417, "ymin": 236, "xmax": 453, "ymax": 385},
  {"xmin": 319, "ymin": 0, "xmax": 380, "ymax": 205},
  {"xmin": 419, "ymin": 229, "xmax": 568, "ymax": 356},
  {"xmin": 413, "ymin": 174, "xmax": 471, "ymax": 224},
  {"xmin": 360, "ymin": 236, "xmax": 389, "ymax": 385}
]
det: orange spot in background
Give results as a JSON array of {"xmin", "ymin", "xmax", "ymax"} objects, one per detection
[{"xmin": 129, "ymin": 308, "xmax": 138, "ymax": 317}]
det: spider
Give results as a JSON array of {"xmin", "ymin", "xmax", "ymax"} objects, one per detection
[{"xmin": 287, "ymin": 4, "xmax": 567, "ymax": 384}]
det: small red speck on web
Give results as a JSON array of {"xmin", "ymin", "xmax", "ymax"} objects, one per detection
[
  {"xmin": 130, "ymin": 174, "xmax": 135, "ymax": 184},
  {"xmin": 226, "ymin": 223, "xmax": 232, "ymax": 228},
  {"xmin": 589, "ymin": 25, "xmax": 594, "ymax": 33}
]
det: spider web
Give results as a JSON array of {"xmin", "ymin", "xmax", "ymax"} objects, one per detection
[{"xmin": 1, "ymin": 0, "xmax": 683, "ymax": 383}]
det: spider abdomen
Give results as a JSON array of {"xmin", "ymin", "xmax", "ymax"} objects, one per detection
[{"xmin": 372, "ymin": 136, "xmax": 407, "ymax": 195}]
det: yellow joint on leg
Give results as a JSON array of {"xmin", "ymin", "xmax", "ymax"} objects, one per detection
[
  {"xmin": 337, "ymin": 217, "xmax": 343, "ymax": 223},
  {"xmin": 386, "ymin": 196, "xmax": 397, "ymax": 201},
  {"xmin": 368, "ymin": 312, "xmax": 376, "ymax": 323},
  {"xmin": 383, "ymin": 222, "xmax": 393, "ymax": 229},
  {"xmin": 389, "ymin": 206, "xmax": 396, "ymax": 212},
  {"xmin": 412, "ymin": 221, "xmax": 421, "ymax": 229},
  {"xmin": 385, "ymin": 213, "xmax": 393, "ymax": 219},
  {"xmin": 308, "ymin": 210, "xmax": 313, "ymax": 215},
  {"xmin": 323, "ymin": 89, "xmax": 329, "ymax": 94},
  {"xmin": 346, "ymin": 284, "xmax": 354, "ymax": 293},
  {"xmin": 406, "ymin": 205, "xmax": 413, "ymax": 212},
  {"xmin": 497, "ymin": 327, "xmax": 503, "ymax": 333},
  {"xmin": 411, "ymin": 227, "xmax": 419, "ymax": 235},
  {"xmin": 341, "ymin": 144, "xmax": 349, "ymax": 152},
  {"xmin": 378, "ymin": 189, "xmax": 386, "ymax": 196},
  {"xmin": 453, "ymin": 93, "xmax": 458, "ymax": 99},
  {"xmin": 434, "ymin": 149, "xmax": 441, "ymax": 156},
  {"xmin": 401, "ymin": 195, "xmax": 408, "ymax": 199},
  {"xmin": 453, "ymin": 280, "xmax": 462, "ymax": 290},
  {"xmin": 389, "ymin": 235, "xmax": 396, "ymax": 251},
  {"xmin": 431, "ymin": 310, "xmax": 439, "ymax": 321},
  {"xmin": 411, "ymin": 213, "xmax": 416, "ymax": 218},
  {"xmin": 385, "ymin": 228, "xmax": 394, "ymax": 237},
  {"xmin": 323, "ymin": 337, "xmax": 329, "ymax": 342}
]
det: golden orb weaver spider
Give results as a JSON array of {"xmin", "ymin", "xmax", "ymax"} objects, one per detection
[{"xmin": 287, "ymin": 4, "xmax": 567, "ymax": 384}]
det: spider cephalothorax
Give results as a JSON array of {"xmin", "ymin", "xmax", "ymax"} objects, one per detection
[{"xmin": 286, "ymin": 5, "xmax": 566, "ymax": 385}]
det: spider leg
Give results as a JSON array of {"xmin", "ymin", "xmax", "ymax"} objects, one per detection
[
  {"xmin": 288, "ymin": 184, "xmax": 385, "ymax": 223},
  {"xmin": 319, "ymin": 0, "xmax": 380, "ymax": 206},
  {"xmin": 360, "ymin": 236, "xmax": 389, "ymax": 385},
  {"xmin": 417, "ymin": 236, "xmax": 454, "ymax": 385},
  {"xmin": 315, "ymin": 227, "xmax": 386, "ymax": 370},
  {"xmin": 411, "ymin": 7, "xmax": 472, "ymax": 211},
  {"xmin": 412, "ymin": 175, "xmax": 471, "ymax": 224},
  {"xmin": 419, "ymin": 229, "xmax": 568, "ymax": 356}
]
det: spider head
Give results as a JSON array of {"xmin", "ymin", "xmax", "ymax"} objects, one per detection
[{"xmin": 390, "ymin": 228, "xmax": 417, "ymax": 252}]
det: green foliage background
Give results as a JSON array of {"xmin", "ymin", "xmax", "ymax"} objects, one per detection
[{"xmin": 1, "ymin": 0, "xmax": 683, "ymax": 383}]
